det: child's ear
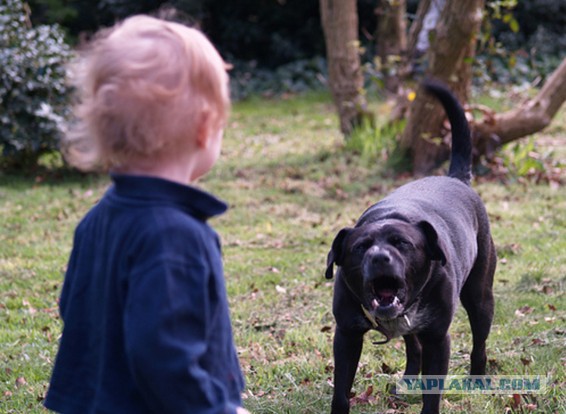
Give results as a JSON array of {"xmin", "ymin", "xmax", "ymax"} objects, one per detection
[{"xmin": 196, "ymin": 111, "xmax": 212, "ymax": 149}]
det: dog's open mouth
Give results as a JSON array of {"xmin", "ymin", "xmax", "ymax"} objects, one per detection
[
  {"xmin": 371, "ymin": 289, "xmax": 401, "ymax": 309},
  {"xmin": 368, "ymin": 277, "xmax": 404, "ymax": 317}
]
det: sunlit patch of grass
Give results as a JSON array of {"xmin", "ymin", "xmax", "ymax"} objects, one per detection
[{"xmin": 1, "ymin": 92, "xmax": 564, "ymax": 413}]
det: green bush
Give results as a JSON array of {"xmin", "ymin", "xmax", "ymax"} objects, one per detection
[
  {"xmin": 346, "ymin": 116, "xmax": 406, "ymax": 169},
  {"xmin": 0, "ymin": 0, "xmax": 73, "ymax": 168},
  {"xmin": 477, "ymin": 0, "xmax": 565, "ymax": 85},
  {"xmin": 230, "ymin": 57, "xmax": 328, "ymax": 100}
]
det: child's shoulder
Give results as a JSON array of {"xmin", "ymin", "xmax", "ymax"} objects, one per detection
[{"xmin": 73, "ymin": 175, "xmax": 225, "ymax": 253}]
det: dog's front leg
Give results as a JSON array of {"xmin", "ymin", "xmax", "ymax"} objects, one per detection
[
  {"xmin": 331, "ymin": 327, "xmax": 364, "ymax": 414},
  {"xmin": 419, "ymin": 333, "xmax": 450, "ymax": 414},
  {"xmin": 403, "ymin": 334, "xmax": 422, "ymax": 377}
]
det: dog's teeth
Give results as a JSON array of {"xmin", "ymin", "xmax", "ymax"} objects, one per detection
[
  {"xmin": 371, "ymin": 299, "xmax": 379, "ymax": 310},
  {"xmin": 392, "ymin": 296, "xmax": 400, "ymax": 306}
]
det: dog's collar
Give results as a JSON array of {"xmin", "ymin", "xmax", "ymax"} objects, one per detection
[
  {"xmin": 361, "ymin": 305, "xmax": 380, "ymax": 329},
  {"xmin": 361, "ymin": 305, "xmax": 414, "ymax": 345}
]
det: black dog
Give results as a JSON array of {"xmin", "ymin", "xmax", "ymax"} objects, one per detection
[{"xmin": 325, "ymin": 80, "xmax": 496, "ymax": 414}]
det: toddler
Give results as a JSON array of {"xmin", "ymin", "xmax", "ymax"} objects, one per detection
[{"xmin": 45, "ymin": 15, "xmax": 249, "ymax": 414}]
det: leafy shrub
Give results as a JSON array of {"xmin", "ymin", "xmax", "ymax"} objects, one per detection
[
  {"xmin": 479, "ymin": 137, "xmax": 564, "ymax": 186},
  {"xmin": 346, "ymin": 116, "xmax": 406, "ymax": 168},
  {"xmin": 230, "ymin": 57, "xmax": 328, "ymax": 100},
  {"xmin": 477, "ymin": 0, "xmax": 565, "ymax": 85},
  {"xmin": 0, "ymin": 0, "xmax": 73, "ymax": 168}
]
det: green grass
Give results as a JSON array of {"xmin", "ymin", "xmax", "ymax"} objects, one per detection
[{"xmin": 1, "ymin": 92, "xmax": 564, "ymax": 413}]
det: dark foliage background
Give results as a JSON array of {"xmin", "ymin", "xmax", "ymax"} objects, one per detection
[
  {"xmin": 26, "ymin": 0, "xmax": 380, "ymax": 68},
  {"xmin": 24, "ymin": 1, "xmax": 565, "ymax": 89},
  {"xmin": 3, "ymin": 0, "xmax": 563, "ymax": 167}
]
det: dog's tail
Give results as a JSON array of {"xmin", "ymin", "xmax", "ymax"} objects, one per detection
[{"xmin": 423, "ymin": 79, "xmax": 472, "ymax": 185}]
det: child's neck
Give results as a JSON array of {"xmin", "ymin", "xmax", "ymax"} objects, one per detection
[{"xmin": 113, "ymin": 157, "xmax": 197, "ymax": 186}]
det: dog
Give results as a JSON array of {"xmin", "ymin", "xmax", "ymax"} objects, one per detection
[{"xmin": 325, "ymin": 80, "xmax": 496, "ymax": 414}]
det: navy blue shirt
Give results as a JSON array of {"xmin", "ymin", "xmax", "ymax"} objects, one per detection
[{"xmin": 45, "ymin": 174, "xmax": 245, "ymax": 414}]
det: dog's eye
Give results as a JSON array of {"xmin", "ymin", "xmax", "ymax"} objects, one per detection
[
  {"xmin": 390, "ymin": 236, "xmax": 410, "ymax": 248},
  {"xmin": 352, "ymin": 241, "xmax": 371, "ymax": 254}
]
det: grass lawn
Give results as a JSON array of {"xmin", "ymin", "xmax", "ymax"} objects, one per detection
[{"xmin": 1, "ymin": 92, "xmax": 564, "ymax": 413}]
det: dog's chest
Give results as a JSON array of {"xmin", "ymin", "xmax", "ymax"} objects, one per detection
[{"xmin": 375, "ymin": 308, "xmax": 428, "ymax": 338}]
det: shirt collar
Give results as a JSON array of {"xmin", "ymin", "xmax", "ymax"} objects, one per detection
[{"xmin": 109, "ymin": 174, "xmax": 228, "ymax": 220}]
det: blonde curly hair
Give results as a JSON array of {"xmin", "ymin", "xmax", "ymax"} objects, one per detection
[{"xmin": 64, "ymin": 15, "xmax": 230, "ymax": 171}]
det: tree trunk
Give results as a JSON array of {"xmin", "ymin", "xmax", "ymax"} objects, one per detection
[
  {"xmin": 320, "ymin": 0, "xmax": 367, "ymax": 136},
  {"xmin": 399, "ymin": 0, "xmax": 484, "ymax": 174},
  {"xmin": 472, "ymin": 57, "xmax": 566, "ymax": 158},
  {"xmin": 406, "ymin": 0, "xmax": 432, "ymax": 60},
  {"xmin": 376, "ymin": 0, "xmax": 407, "ymax": 94}
]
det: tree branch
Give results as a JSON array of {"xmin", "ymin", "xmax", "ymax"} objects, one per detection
[{"xmin": 473, "ymin": 57, "xmax": 566, "ymax": 157}]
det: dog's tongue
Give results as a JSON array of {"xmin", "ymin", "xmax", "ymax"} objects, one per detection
[
  {"xmin": 371, "ymin": 289, "xmax": 399, "ymax": 309},
  {"xmin": 377, "ymin": 289, "xmax": 396, "ymax": 305}
]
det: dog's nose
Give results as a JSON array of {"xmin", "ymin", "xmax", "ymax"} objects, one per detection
[{"xmin": 371, "ymin": 251, "xmax": 391, "ymax": 265}]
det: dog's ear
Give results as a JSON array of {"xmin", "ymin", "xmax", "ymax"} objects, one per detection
[
  {"xmin": 325, "ymin": 228, "xmax": 352, "ymax": 279},
  {"xmin": 417, "ymin": 221, "xmax": 447, "ymax": 266}
]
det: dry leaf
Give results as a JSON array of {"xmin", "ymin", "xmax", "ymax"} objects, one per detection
[
  {"xmin": 381, "ymin": 362, "xmax": 394, "ymax": 374},
  {"xmin": 350, "ymin": 385, "xmax": 376, "ymax": 406},
  {"xmin": 511, "ymin": 393, "xmax": 521, "ymax": 408},
  {"xmin": 515, "ymin": 305, "xmax": 534, "ymax": 317}
]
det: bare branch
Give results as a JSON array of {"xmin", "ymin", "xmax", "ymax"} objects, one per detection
[{"xmin": 473, "ymin": 57, "xmax": 566, "ymax": 157}]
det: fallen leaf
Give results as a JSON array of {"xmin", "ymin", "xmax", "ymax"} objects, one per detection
[
  {"xmin": 531, "ymin": 338, "xmax": 545, "ymax": 345},
  {"xmin": 511, "ymin": 393, "xmax": 521, "ymax": 409},
  {"xmin": 350, "ymin": 385, "xmax": 376, "ymax": 406},
  {"xmin": 515, "ymin": 305, "xmax": 534, "ymax": 317},
  {"xmin": 488, "ymin": 358, "xmax": 501, "ymax": 369},
  {"xmin": 386, "ymin": 395, "xmax": 409, "ymax": 409},
  {"xmin": 381, "ymin": 362, "xmax": 394, "ymax": 374},
  {"xmin": 542, "ymin": 285, "xmax": 553, "ymax": 295}
]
